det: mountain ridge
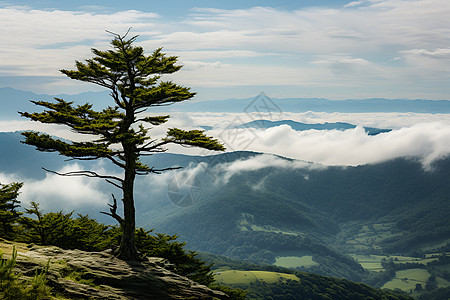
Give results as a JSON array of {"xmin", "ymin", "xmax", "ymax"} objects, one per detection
[
  {"xmin": 2, "ymin": 87, "xmax": 450, "ymax": 117},
  {"xmin": 236, "ymin": 119, "xmax": 392, "ymax": 135}
]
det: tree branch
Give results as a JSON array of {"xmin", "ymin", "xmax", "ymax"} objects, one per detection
[
  {"xmin": 137, "ymin": 140, "xmax": 171, "ymax": 153},
  {"xmin": 101, "ymin": 194, "xmax": 124, "ymax": 225},
  {"xmin": 105, "ymin": 155, "xmax": 126, "ymax": 169},
  {"xmin": 135, "ymin": 166, "xmax": 182, "ymax": 175},
  {"xmin": 42, "ymin": 167, "xmax": 124, "ymax": 185},
  {"xmin": 105, "ymin": 179, "xmax": 122, "ymax": 189}
]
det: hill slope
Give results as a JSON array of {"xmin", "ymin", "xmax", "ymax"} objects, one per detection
[{"xmin": 136, "ymin": 151, "xmax": 450, "ymax": 284}]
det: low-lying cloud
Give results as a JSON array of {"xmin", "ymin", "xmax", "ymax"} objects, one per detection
[
  {"xmin": 0, "ymin": 163, "xmax": 111, "ymax": 212},
  {"xmin": 3, "ymin": 110, "xmax": 450, "ymax": 168},
  {"xmin": 156, "ymin": 111, "xmax": 450, "ymax": 167},
  {"xmin": 208, "ymin": 122, "xmax": 450, "ymax": 167},
  {"xmin": 212, "ymin": 154, "xmax": 322, "ymax": 184}
]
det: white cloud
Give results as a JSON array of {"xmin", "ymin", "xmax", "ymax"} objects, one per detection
[
  {"xmin": 176, "ymin": 110, "xmax": 450, "ymax": 131},
  {"xmin": 1, "ymin": 1, "xmax": 449, "ymax": 98},
  {"xmin": 311, "ymin": 56, "xmax": 380, "ymax": 77},
  {"xmin": 0, "ymin": 163, "xmax": 110, "ymax": 211},
  {"xmin": 170, "ymin": 63, "xmax": 319, "ymax": 87},
  {"xmin": 401, "ymin": 48, "xmax": 450, "ymax": 59},
  {"xmin": 213, "ymin": 154, "xmax": 321, "ymax": 184},
  {"xmin": 344, "ymin": 1, "xmax": 366, "ymax": 8},
  {"xmin": 153, "ymin": 111, "xmax": 450, "ymax": 166},
  {"xmin": 172, "ymin": 50, "xmax": 278, "ymax": 60},
  {"xmin": 398, "ymin": 48, "xmax": 450, "ymax": 78},
  {"xmin": 153, "ymin": 1, "xmax": 450, "ymax": 97},
  {"xmin": 4, "ymin": 111, "xmax": 450, "ymax": 168},
  {"xmin": 206, "ymin": 122, "xmax": 450, "ymax": 167},
  {"xmin": 140, "ymin": 162, "xmax": 207, "ymax": 191},
  {"xmin": 182, "ymin": 60, "xmax": 225, "ymax": 70},
  {"xmin": 0, "ymin": 7, "xmax": 160, "ymax": 77}
]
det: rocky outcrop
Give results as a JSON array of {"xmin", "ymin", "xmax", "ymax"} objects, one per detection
[{"xmin": 1, "ymin": 240, "xmax": 227, "ymax": 299}]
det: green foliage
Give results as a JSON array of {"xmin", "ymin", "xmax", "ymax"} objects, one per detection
[
  {"xmin": 165, "ymin": 128, "xmax": 225, "ymax": 151},
  {"xmin": 0, "ymin": 182, "xmax": 23, "ymax": 239},
  {"xmin": 242, "ymin": 275, "xmax": 411, "ymax": 300},
  {"xmin": 419, "ymin": 286, "xmax": 450, "ymax": 300},
  {"xmin": 135, "ymin": 228, "xmax": 214, "ymax": 285},
  {"xmin": 16, "ymin": 204, "xmax": 216, "ymax": 286},
  {"xmin": 0, "ymin": 246, "xmax": 51, "ymax": 299},
  {"xmin": 209, "ymin": 284, "xmax": 248, "ymax": 300},
  {"xmin": 18, "ymin": 202, "xmax": 116, "ymax": 251}
]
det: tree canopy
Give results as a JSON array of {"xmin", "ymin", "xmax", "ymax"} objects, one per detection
[{"xmin": 0, "ymin": 182, "xmax": 23, "ymax": 238}]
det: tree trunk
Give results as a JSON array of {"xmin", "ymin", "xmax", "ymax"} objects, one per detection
[{"xmin": 117, "ymin": 143, "xmax": 139, "ymax": 261}]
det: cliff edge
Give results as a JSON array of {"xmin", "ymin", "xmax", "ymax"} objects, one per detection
[{"xmin": 0, "ymin": 239, "xmax": 228, "ymax": 299}]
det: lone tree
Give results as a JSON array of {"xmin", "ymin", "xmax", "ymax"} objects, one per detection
[{"xmin": 20, "ymin": 32, "xmax": 225, "ymax": 260}]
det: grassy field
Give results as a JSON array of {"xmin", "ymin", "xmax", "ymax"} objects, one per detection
[
  {"xmin": 351, "ymin": 254, "xmax": 385, "ymax": 272},
  {"xmin": 237, "ymin": 213, "xmax": 304, "ymax": 237},
  {"xmin": 344, "ymin": 222, "xmax": 400, "ymax": 252},
  {"xmin": 274, "ymin": 255, "xmax": 319, "ymax": 268},
  {"xmin": 351, "ymin": 254, "xmax": 440, "ymax": 272},
  {"xmin": 214, "ymin": 269, "xmax": 299, "ymax": 285},
  {"xmin": 382, "ymin": 269, "xmax": 431, "ymax": 292}
]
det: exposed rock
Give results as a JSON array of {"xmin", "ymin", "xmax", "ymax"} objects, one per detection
[{"xmin": 1, "ymin": 240, "xmax": 228, "ymax": 299}]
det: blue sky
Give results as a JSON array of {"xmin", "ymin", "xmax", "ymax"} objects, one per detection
[{"xmin": 0, "ymin": 0, "xmax": 449, "ymax": 100}]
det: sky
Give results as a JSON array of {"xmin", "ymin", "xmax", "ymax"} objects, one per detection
[{"xmin": 0, "ymin": 0, "xmax": 449, "ymax": 100}]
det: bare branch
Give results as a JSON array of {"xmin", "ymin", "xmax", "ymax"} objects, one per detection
[
  {"xmin": 137, "ymin": 140, "xmax": 171, "ymax": 153},
  {"xmin": 42, "ymin": 167, "xmax": 124, "ymax": 184},
  {"xmin": 105, "ymin": 155, "xmax": 126, "ymax": 169},
  {"xmin": 136, "ymin": 166, "xmax": 182, "ymax": 175},
  {"xmin": 64, "ymin": 157, "xmax": 99, "ymax": 162},
  {"xmin": 106, "ymin": 179, "xmax": 122, "ymax": 189},
  {"xmin": 101, "ymin": 194, "xmax": 124, "ymax": 225},
  {"xmin": 139, "ymin": 138, "xmax": 158, "ymax": 149},
  {"xmin": 134, "ymin": 108, "xmax": 147, "ymax": 115}
]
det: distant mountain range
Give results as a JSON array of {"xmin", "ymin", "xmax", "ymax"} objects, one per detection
[
  {"xmin": 237, "ymin": 119, "xmax": 392, "ymax": 135},
  {"xmin": 2, "ymin": 87, "xmax": 450, "ymax": 118},
  {"xmin": 0, "ymin": 87, "xmax": 112, "ymax": 120}
]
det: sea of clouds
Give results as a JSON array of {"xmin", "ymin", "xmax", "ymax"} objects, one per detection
[
  {"xmin": 2, "ymin": 110, "xmax": 450, "ymax": 213},
  {"xmin": 3, "ymin": 110, "xmax": 450, "ymax": 167}
]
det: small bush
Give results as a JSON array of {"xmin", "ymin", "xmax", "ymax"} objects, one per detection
[{"xmin": 0, "ymin": 246, "xmax": 51, "ymax": 299}]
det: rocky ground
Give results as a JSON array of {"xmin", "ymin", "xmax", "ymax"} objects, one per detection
[{"xmin": 0, "ymin": 239, "xmax": 228, "ymax": 299}]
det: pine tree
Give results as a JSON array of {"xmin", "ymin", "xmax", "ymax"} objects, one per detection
[
  {"xmin": 20, "ymin": 31, "xmax": 224, "ymax": 260},
  {"xmin": 0, "ymin": 182, "xmax": 23, "ymax": 239}
]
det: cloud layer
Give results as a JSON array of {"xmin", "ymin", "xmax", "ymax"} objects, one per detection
[
  {"xmin": 0, "ymin": 163, "xmax": 110, "ymax": 211},
  {"xmin": 3, "ymin": 110, "xmax": 450, "ymax": 167},
  {"xmin": 202, "ymin": 120, "xmax": 450, "ymax": 167}
]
